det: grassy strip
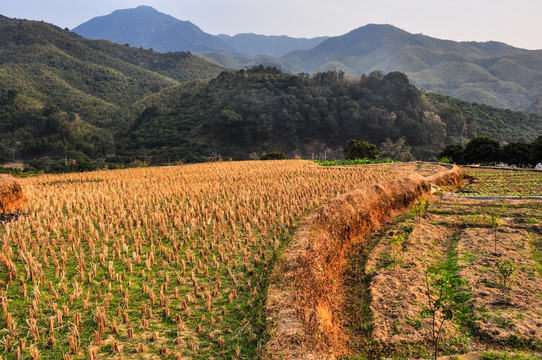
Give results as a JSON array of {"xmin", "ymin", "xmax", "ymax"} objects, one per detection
[
  {"xmin": 312, "ymin": 159, "xmax": 396, "ymax": 166},
  {"xmin": 481, "ymin": 350, "xmax": 542, "ymax": 360},
  {"xmin": 342, "ymin": 215, "xmax": 426, "ymax": 359},
  {"xmin": 439, "ymin": 232, "xmax": 478, "ymax": 352},
  {"xmin": 342, "ymin": 225, "xmax": 411, "ymax": 360},
  {"xmin": 529, "ymin": 232, "xmax": 542, "ymax": 279}
]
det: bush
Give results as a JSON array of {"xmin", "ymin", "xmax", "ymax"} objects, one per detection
[
  {"xmin": 438, "ymin": 144, "xmax": 464, "ymax": 164},
  {"xmin": 260, "ymin": 152, "xmax": 288, "ymax": 160},
  {"xmin": 344, "ymin": 139, "xmax": 379, "ymax": 160}
]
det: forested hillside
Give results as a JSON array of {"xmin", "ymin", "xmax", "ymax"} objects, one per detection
[
  {"xmin": 1, "ymin": 13, "xmax": 541, "ymax": 170},
  {"xmin": 115, "ymin": 67, "xmax": 542, "ymax": 165},
  {"xmin": 0, "ymin": 15, "xmax": 225, "ymax": 164}
]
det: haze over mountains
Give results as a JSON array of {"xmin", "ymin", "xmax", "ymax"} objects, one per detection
[
  {"xmin": 72, "ymin": 6, "xmax": 328, "ymax": 57},
  {"xmin": 73, "ymin": 6, "xmax": 542, "ymax": 113}
]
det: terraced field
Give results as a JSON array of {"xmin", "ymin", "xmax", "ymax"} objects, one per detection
[
  {"xmin": 0, "ymin": 160, "xmax": 407, "ymax": 359},
  {"xmin": 343, "ymin": 168, "xmax": 542, "ymax": 360}
]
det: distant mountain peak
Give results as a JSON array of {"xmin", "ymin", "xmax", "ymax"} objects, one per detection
[
  {"xmin": 72, "ymin": 6, "xmax": 329, "ymax": 56},
  {"xmin": 72, "ymin": 6, "xmax": 232, "ymax": 53}
]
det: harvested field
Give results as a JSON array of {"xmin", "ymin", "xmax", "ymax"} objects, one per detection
[
  {"xmin": 0, "ymin": 160, "xmax": 413, "ymax": 359},
  {"xmin": 0, "ymin": 174, "xmax": 24, "ymax": 213},
  {"xmin": 459, "ymin": 168, "xmax": 542, "ymax": 196}
]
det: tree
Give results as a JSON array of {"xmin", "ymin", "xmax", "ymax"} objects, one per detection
[
  {"xmin": 530, "ymin": 136, "xmax": 542, "ymax": 166},
  {"xmin": 422, "ymin": 264, "xmax": 467, "ymax": 360},
  {"xmin": 422, "ymin": 111, "xmax": 446, "ymax": 145},
  {"xmin": 463, "ymin": 136, "xmax": 502, "ymax": 165},
  {"xmin": 379, "ymin": 137, "xmax": 414, "ymax": 161},
  {"xmin": 502, "ymin": 142, "xmax": 531, "ymax": 167},
  {"xmin": 438, "ymin": 144, "xmax": 464, "ymax": 164},
  {"xmin": 343, "ymin": 139, "xmax": 379, "ymax": 160},
  {"xmin": 260, "ymin": 152, "xmax": 288, "ymax": 160}
]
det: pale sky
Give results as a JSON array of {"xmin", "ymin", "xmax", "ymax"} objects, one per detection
[{"xmin": 2, "ymin": 0, "xmax": 542, "ymax": 50}]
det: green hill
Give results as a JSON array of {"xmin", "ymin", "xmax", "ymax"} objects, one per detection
[
  {"xmin": 0, "ymin": 15, "xmax": 225, "ymax": 162},
  {"xmin": 116, "ymin": 67, "xmax": 542, "ymax": 164}
]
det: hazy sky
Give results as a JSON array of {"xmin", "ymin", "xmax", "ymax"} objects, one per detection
[{"xmin": 2, "ymin": 0, "xmax": 542, "ymax": 50}]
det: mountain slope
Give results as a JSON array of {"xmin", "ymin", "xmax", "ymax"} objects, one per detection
[
  {"xmin": 0, "ymin": 15, "xmax": 225, "ymax": 162},
  {"xmin": 118, "ymin": 67, "xmax": 542, "ymax": 165},
  {"xmin": 217, "ymin": 33, "xmax": 328, "ymax": 57},
  {"xmin": 72, "ymin": 5, "xmax": 234, "ymax": 53},
  {"xmin": 281, "ymin": 24, "xmax": 542, "ymax": 112}
]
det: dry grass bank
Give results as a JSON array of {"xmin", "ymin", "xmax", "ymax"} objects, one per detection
[{"xmin": 265, "ymin": 164, "xmax": 462, "ymax": 359}]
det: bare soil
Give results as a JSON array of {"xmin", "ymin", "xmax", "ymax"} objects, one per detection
[{"xmin": 343, "ymin": 197, "xmax": 542, "ymax": 358}]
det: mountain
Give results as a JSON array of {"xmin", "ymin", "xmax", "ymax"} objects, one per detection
[
  {"xmin": 217, "ymin": 33, "xmax": 329, "ymax": 57},
  {"xmin": 71, "ymin": 8, "xmax": 542, "ymax": 113},
  {"xmin": 280, "ymin": 24, "xmax": 542, "ymax": 112},
  {"xmin": 72, "ymin": 5, "xmax": 234, "ymax": 53},
  {"xmin": 0, "ymin": 15, "xmax": 225, "ymax": 163},
  {"xmin": 73, "ymin": 6, "xmax": 328, "ymax": 57}
]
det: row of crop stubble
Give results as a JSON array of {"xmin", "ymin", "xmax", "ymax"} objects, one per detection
[{"xmin": 0, "ymin": 160, "xmax": 407, "ymax": 359}]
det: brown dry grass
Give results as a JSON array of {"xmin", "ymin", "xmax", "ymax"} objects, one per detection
[
  {"xmin": 264, "ymin": 164, "xmax": 462, "ymax": 359},
  {"xmin": 0, "ymin": 175, "xmax": 24, "ymax": 213},
  {"xmin": 0, "ymin": 160, "xmax": 409, "ymax": 359}
]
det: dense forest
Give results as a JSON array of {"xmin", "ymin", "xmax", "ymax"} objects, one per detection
[
  {"xmin": 3, "ymin": 65, "xmax": 542, "ymax": 171},
  {"xmin": 113, "ymin": 67, "xmax": 542, "ymax": 165},
  {"xmin": 0, "ymin": 15, "xmax": 224, "ymax": 169}
]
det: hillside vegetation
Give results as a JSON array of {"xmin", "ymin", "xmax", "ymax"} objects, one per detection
[
  {"xmin": 2, "ymin": 15, "xmax": 542, "ymax": 169},
  {"xmin": 116, "ymin": 67, "xmax": 542, "ymax": 165},
  {"xmin": 0, "ymin": 15, "xmax": 224, "ymax": 164}
]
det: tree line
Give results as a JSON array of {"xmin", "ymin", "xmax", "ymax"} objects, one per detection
[{"xmin": 439, "ymin": 136, "xmax": 542, "ymax": 166}]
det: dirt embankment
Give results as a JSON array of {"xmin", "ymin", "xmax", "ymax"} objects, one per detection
[
  {"xmin": 265, "ymin": 164, "xmax": 462, "ymax": 359},
  {"xmin": 0, "ymin": 175, "xmax": 25, "ymax": 214}
]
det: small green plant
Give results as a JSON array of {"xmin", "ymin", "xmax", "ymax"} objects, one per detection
[
  {"xmin": 496, "ymin": 258, "xmax": 516, "ymax": 302},
  {"xmin": 375, "ymin": 251, "xmax": 394, "ymax": 270},
  {"xmin": 438, "ymin": 156, "xmax": 453, "ymax": 164},
  {"xmin": 401, "ymin": 224, "xmax": 414, "ymax": 236},
  {"xmin": 413, "ymin": 197, "xmax": 429, "ymax": 220},
  {"xmin": 489, "ymin": 212, "xmax": 502, "ymax": 254},
  {"xmin": 389, "ymin": 234, "xmax": 405, "ymax": 270},
  {"xmin": 421, "ymin": 263, "xmax": 467, "ymax": 360}
]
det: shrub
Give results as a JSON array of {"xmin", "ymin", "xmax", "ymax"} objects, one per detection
[
  {"xmin": 260, "ymin": 152, "xmax": 288, "ymax": 160},
  {"xmin": 343, "ymin": 139, "xmax": 379, "ymax": 160}
]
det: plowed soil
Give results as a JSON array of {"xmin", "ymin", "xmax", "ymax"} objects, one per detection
[{"xmin": 343, "ymin": 197, "xmax": 542, "ymax": 358}]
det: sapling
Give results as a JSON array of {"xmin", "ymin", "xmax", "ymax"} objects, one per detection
[
  {"xmin": 422, "ymin": 263, "xmax": 466, "ymax": 360},
  {"xmin": 389, "ymin": 234, "xmax": 405, "ymax": 270},
  {"xmin": 414, "ymin": 197, "xmax": 429, "ymax": 221},
  {"xmin": 496, "ymin": 258, "xmax": 515, "ymax": 302},
  {"xmin": 489, "ymin": 212, "xmax": 502, "ymax": 254}
]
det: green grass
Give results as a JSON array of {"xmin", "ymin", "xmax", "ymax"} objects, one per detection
[{"xmin": 312, "ymin": 159, "xmax": 396, "ymax": 166}]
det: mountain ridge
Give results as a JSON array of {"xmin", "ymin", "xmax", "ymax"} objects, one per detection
[
  {"xmin": 279, "ymin": 24, "xmax": 542, "ymax": 112},
  {"xmin": 72, "ymin": 6, "xmax": 329, "ymax": 57}
]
